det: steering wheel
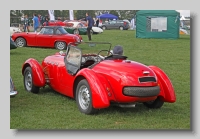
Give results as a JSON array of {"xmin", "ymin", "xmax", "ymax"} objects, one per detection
[{"xmin": 97, "ymin": 50, "xmax": 113, "ymax": 61}]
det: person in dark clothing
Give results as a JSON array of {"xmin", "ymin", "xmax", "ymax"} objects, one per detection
[
  {"xmin": 96, "ymin": 18, "xmax": 99, "ymax": 27},
  {"xmin": 44, "ymin": 15, "xmax": 49, "ymax": 26},
  {"xmin": 23, "ymin": 15, "xmax": 30, "ymax": 32},
  {"xmin": 40, "ymin": 15, "xmax": 46, "ymax": 25},
  {"xmin": 86, "ymin": 12, "xmax": 93, "ymax": 41}
]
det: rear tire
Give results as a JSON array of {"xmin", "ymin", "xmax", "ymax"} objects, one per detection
[
  {"xmin": 90, "ymin": 29, "xmax": 93, "ymax": 35},
  {"xmin": 102, "ymin": 26, "xmax": 106, "ymax": 30},
  {"xmin": 73, "ymin": 29, "xmax": 79, "ymax": 35},
  {"xmin": 55, "ymin": 41, "xmax": 66, "ymax": 50},
  {"xmin": 143, "ymin": 97, "xmax": 164, "ymax": 108},
  {"xmin": 23, "ymin": 67, "xmax": 39, "ymax": 93},
  {"xmin": 119, "ymin": 26, "xmax": 124, "ymax": 30},
  {"xmin": 76, "ymin": 79, "xmax": 98, "ymax": 114}
]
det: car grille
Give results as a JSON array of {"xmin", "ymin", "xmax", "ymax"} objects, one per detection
[
  {"xmin": 123, "ymin": 86, "xmax": 160, "ymax": 97},
  {"xmin": 139, "ymin": 77, "xmax": 156, "ymax": 83}
]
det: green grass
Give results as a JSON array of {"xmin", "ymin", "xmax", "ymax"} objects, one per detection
[{"xmin": 10, "ymin": 30, "xmax": 190, "ymax": 130}]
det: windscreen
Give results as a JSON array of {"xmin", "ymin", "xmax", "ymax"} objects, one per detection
[{"xmin": 78, "ymin": 42, "xmax": 112, "ymax": 56}]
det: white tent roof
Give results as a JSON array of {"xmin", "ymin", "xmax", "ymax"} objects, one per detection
[{"xmin": 180, "ymin": 16, "xmax": 190, "ymax": 21}]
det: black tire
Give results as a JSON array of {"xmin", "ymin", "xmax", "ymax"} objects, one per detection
[
  {"xmin": 119, "ymin": 26, "xmax": 124, "ymax": 30},
  {"xmin": 23, "ymin": 67, "xmax": 39, "ymax": 93},
  {"xmin": 55, "ymin": 41, "xmax": 66, "ymax": 50},
  {"xmin": 90, "ymin": 29, "xmax": 93, "ymax": 35},
  {"xmin": 15, "ymin": 37, "xmax": 26, "ymax": 47},
  {"xmin": 143, "ymin": 97, "xmax": 164, "ymax": 108},
  {"xmin": 102, "ymin": 26, "xmax": 106, "ymax": 30},
  {"xmin": 76, "ymin": 79, "xmax": 98, "ymax": 114},
  {"xmin": 73, "ymin": 29, "xmax": 79, "ymax": 35}
]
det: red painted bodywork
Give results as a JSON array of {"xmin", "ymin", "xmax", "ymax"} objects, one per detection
[
  {"xmin": 22, "ymin": 58, "xmax": 45, "ymax": 87},
  {"xmin": 148, "ymin": 66, "xmax": 176, "ymax": 102},
  {"xmin": 11, "ymin": 27, "xmax": 82, "ymax": 48},
  {"xmin": 22, "ymin": 53, "xmax": 176, "ymax": 109},
  {"xmin": 43, "ymin": 20, "xmax": 66, "ymax": 26}
]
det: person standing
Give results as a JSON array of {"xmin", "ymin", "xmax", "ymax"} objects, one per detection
[
  {"xmin": 44, "ymin": 15, "xmax": 49, "ymax": 26},
  {"xmin": 96, "ymin": 18, "xmax": 99, "ymax": 27},
  {"xmin": 38, "ymin": 14, "xmax": 42, "ymax": 27},
  {"xmin": 23, "ymin": 15, "xmax": 30, "ymax": 32},
  {"xmin": 93, "ymin": 17, "xmax": 96, "ymax": 26},
  {"xmin": 32, "ymin": 13, "xmax": 39, "ymax": 33},
  {"xmin": 86, "ymin": 12, "xmax": 93, "ymax": 41}
]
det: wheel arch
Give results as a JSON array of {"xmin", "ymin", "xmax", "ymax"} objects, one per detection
[
  {"xmin": 15, "ymin": 36, "xmax": 27, "ymax": 45},
  {"xmin": 148, "ymin": 65, "xmax": 176, "ymax": 103},
  {"xmin": 14, "ymin": 36, "xmax": 26, "ymax": 42},
  {"xmin": 22, "ymin": 58, "xmax": 45, "ymax": 87},
  {"xmin": 74, "ymin": 69, "xmax": 110, "ymax": 109}
]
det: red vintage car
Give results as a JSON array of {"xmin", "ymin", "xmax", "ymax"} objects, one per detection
[
  {"xmin": 43, "ymin": 20, "xmax": 66, "ymax": 26},
  {"xmin": 12, "ymin": 26, "xmax": 83, "ymax": 50},
  {"xmin": 22, "ymin": 42, "xmax": 176, "ymax": 115}
]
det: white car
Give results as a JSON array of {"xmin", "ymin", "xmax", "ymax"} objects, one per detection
[
  {"xmin": 68, "ymin": 21, "xmax": 103, "ymax": 34},
  {"xmin": 180, "ymin": 28, "xmax": 188, "ymax": 35},
  {"xmin": 10, "ymin": 27, "xmax": 22, "ymax": 36}
]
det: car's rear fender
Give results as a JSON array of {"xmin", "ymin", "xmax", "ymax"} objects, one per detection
[
  {"xmin": 22, "ymin": 58, "xmax": 45, "ymax": 87},
  {"xmin": 148, "ymin": 66, "xmax": 176, "ymax": 103},
  {"xmin": 75, "ymin": 69, "xmax": 110, "ymax": 109}
]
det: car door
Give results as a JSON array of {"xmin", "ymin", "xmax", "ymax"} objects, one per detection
[
  {"xmin": 107, "ymin": 21, "xmax": 117, "ymax": 29},
  {"xmin": 36, "ymin": 28, "xmax": 54, "ymax": 46},
  {"xmin": 56, "ymin": 46, "xmax": 82, "ymax": 97}
]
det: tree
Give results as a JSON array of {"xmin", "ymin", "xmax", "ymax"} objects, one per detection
[{"xmin": 109, "ymin": 10, "xmax": 119, "ymax": 17}]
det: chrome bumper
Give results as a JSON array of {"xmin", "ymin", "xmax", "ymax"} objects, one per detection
[{"xmin": 10, "ymin": 91, "xmax": 18, "ymax": 97}]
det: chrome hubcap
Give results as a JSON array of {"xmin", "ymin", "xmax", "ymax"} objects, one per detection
[
  {"xmin": 74, "ymin": 30, "xmax": 79, "ymax": 34},
  {"xmin": 16, "ymin": 38, "xmax": 24, "ymax": 47},
  {"xmin": 57, "ymin": 42, "xmax": 65, "ymax": 50},
  {"xmin": 78, "ymin": 85, "xmax": 90, "ymax": 110},
  {"xmin": 25, "ymin": 71, "xmax": 32, "ymax": 91}
]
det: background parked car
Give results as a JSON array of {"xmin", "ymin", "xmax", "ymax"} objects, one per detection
[
  {"xmin": 10, "ymin": 76, "xmax": 18, "ymax": 97},
  {"xmin": 43, "ymin": 20, "xmax": 66, "ymax": 26},
  {"xmin": 64, "ymin": 21, "xmax": 103, "ymax": 35},
  {"xmin": 12, "ymin": 26, "xmax": 82, "ymax": 50},
  {"xmin": 99, "ymin": 20, "xmax": 130, "ymax": 30},
  {"xmin": 10, "ymin": 27, "xmax": 22, "ymax": 36},
  {"xmin": 10, "ymin": 36, "xmax": 17, "ymax": 49}
]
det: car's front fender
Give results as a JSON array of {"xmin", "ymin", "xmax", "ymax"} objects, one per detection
[
  {"xmin": 149, "ymin": 66, "xmax": 176, "ymax": 103},
  {"xmin": 22, "ymin": 58, "xmax": 45, "ymax": 87},
  {"xmin": 75, "ymin": 69, "xmax": 110, "ymax": 109}
]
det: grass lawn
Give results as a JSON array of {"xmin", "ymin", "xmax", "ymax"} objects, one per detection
[{"xmin": 10, "ymin": 30, "xmax": 190, "ymax": 129}]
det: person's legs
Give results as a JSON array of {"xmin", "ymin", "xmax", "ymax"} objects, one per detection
[
  {"xmin": 87, "ymin": 27, "xmax": 92, "ymax": 41},
  {"xmin": 24, "ymin": 25, "xmax": 26, "ymax": 32},
  {"xmin": 27, "ymin": 26, "xmax": 29, "ymax": 32},
  {"xmin": 34, "ymin": 26, "xmax": 38, "ymax": 33}
]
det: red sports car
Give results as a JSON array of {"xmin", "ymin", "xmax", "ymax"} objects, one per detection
[
  {"xmin": 43, "ymin": 20, "xmax": 66, "ymax": 26},
  {"xmin": 22, "ymin": 42, "xmax": 176, "ymax": 115},
  {"xmin": 12, "ymin": 26, "xmax": 83, "ymax": 50}
]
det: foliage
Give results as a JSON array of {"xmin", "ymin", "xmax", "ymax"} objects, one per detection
[
  {"xmin": 10, "ymin": 30, "xmax": 190, "ymax": 129},
  {"xmin": 10, "ymin": 10, "xmax": 139, "ymax": 24}
]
